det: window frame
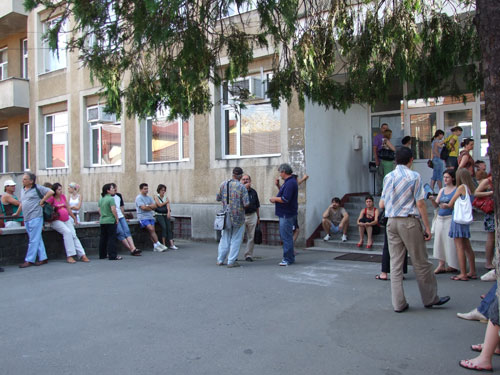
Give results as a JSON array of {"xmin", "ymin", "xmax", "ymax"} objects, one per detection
[
  {"xmin": 0, "ymin": 48, "xmax": 8, "ymax": 80},
  {"xmin": 0, "ymin": 127, "xmax": 8, "ymax": 173},
  {"xmin": 145, "ymin": 108, "xmax": 190, "ymax": 164},
  {"xmin": 87, "ymin": 104, "xmax": 122, "ymax": 167},
  {"xmin": 22, "ymin": 39, "xmax": 28, "ymax": 79},
  {"xmin": 220, "ymin": 72, "xmax": 281, "ymax": 159},
  {"xmin": 22, "ymin": 123, "xmax": 30, "ymax": 171},
  {"xmin": 41, "ymin": 17, "xmax": 67, "ymax": 74},
  {"xmin": 44, "ymin": 112, "xmax": 68, "ymax": 169}
]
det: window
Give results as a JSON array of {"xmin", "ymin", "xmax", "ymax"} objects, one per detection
[
  {"xmin": 42, "ymin": 18, "xmax": 67, "ymax": 73},
  {"xmin": 224, "ymin": 1, "xmax": 256, "ymax": 17},
  {"xmin": 87, "ymin": 105, "xmax": 121, "ymax": 166},
  {"xmin": 480, "ymin": 105, "xmax": 488, "ymax": 157},
  {"xmin": 370, "ymin": 114, "xmax": 404, "ymax": 159},
  {"xmin": 22, "ymin": 39, "xmax": 28, "ymax": 79},
  {"xmin": 410, "ymin": 113, "xmax": 436, "ymax": 160},
  {"xmin": 0, "ymin": 128, "xmax": 7, "ymax": 173},
  {"xmin": 0, "ymin": 48, "xmax": 7, "ymax": 80},
  {"xmin": 146, "ymin": 109, "xmax": 189, "ymax": 163},
  {"xmin": 45, "ymin": 112, "xmax": 68, "ymax": 168},
  {"xmin": 221, "ymin": 73, "xmax": 281, "ymax": 157},
  {"xmin": 23, "ymin": 123, "xmax": 30, "ymax": 170}
]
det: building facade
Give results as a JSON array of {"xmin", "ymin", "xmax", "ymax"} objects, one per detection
[{"xmin": 0, "ymin": 2, "xmax": 489, "ymax": 244}]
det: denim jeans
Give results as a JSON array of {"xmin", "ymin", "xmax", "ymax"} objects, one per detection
[
  {"xmin": 217, "ymin": 224, "xmax": 245, "ymax": 265},
  {"xmin": 116, "ymin": 217, "xmax": 132, "ymax": 241},
  {"xmin": 279, "ymin": 215, "xmax": 296, "ymax": 264},
  {"xmin": 24, "ymin": 216, "xmax": 48, "ymax": 263},
  {"xmin": 479, "ymin": 283, "xmax": 497, "ymax": 318}
]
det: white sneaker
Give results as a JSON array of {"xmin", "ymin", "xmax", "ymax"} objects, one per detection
[
  {"xmin": 457, "ymin": 308, "xmax": 487, "ymax": 322},
  {"xmin": 342, "ymin": 234, "xmax": 348, "ymax": 242},
  {"xmin": 481, "ymin": 269, "xmax": 496, "ymax": 281},
  {"xmin": 154, "ymin": 244, "xmax": 166, "ymax": 252},
  {"xmin": 169, "ymin": 245, "xmax": 179, "ymax": 250},
  {"xmin": 279, "ymin": 260, "xmax": 289, "ymax": 266},
  {"xmin": 323, "ymin": 234, "xmax": 331, "ymax": 241}
]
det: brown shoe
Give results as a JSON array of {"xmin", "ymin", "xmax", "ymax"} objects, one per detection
[
  {"xmin": 19, "ymin": 261, "xmax": 34, "ymax": 268},
  {"xmin": 80, "ymin": 255, "xmax": 90, "ymax": 262},
  {"xmin": 35, "ymin": 259, "xmax": 48, "ymax": 266}
]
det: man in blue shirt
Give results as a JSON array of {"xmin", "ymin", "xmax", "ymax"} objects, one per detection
[{"xmin": 270, "ymin": 163, "xmax": 298, "ymax": 266}]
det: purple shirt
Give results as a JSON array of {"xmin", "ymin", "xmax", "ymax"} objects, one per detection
[{"xmin": 373, "ymin": 133, "xmax": 385, "ymax": 153}]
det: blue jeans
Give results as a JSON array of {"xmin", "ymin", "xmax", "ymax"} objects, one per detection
[
  {"xmin": 217, "ymin": 224, "xmax": 245, "ymax": 265},
  {"xmin": 24, "ymin": 216, "xmax": 48, "ymax": 263},
  {"xmin": 116, "ymin": 217, "xmax": 132, "ymax": 241},
  {"xmin": 279, "ymin": 216, "xmax": 296, "ymax": 264},
  {"xmin": 479, "ymin": 283, "xmax": 497, "ymax": 318}
]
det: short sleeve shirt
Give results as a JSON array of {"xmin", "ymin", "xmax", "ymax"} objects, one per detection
[
  {"xmin": 381, "ymin": 165, "xmax": 425, "ymax": 217},
  {"xmin": 328, "ymin": 207, "xmax": 347, "ymax": 226},
  {"xmin": 373, "ymin": 133, "xmax": 385, "ymax": 154},
  {"xmin": 98, "ymin": 194, "xmax": 116, "ymax": 224},
  {"xmin": 245, "ymin": 188, "xmax": 260, "ymax": 214},
  {"xmin": 21, "ymin": 184, "xmax": 51, "ymax": 222},
  {"xmin": 445, "ymin": 134, "xmax": 459, "ymax": 157},
  {"xmin": 216, "ymin": 179, "xmax": 250, "ymax": 227},
  {"xmin": 135, "ymin": 194, "xmax": 155, "ymax": 221},
  {"xmin": 275, "ymin": 175, "xmax": 298, "ymax": 217},
  {"xmin": 114, "ymin": 194, "xmax": 125, "ymax": 219}
]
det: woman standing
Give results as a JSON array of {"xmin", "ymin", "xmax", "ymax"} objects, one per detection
[
  {"xmin": 430, "ymin": 130, "xmax": 445, "ymax": 192},
  {"xmin": 442, "ymin": 168, "xmax": 477, "ymax": 281},
  {"xmin": 47, "ymin": 183, "xmax": 89, "ymax": 263},
  {"xmin": 475, "ymin": 176, "xmax": 495, "ymax": 270},
  {"xmin": 112, "ymin": 183, "xmax": 141, "ymax": 256},
  {"xmin": 431, "ymin": 169, "xmax": 458, "ymax": 274},
  {"xmin": 458, "ymin": 138, "xmax": 475, "ymax": 176},
  {"xmin": 379, "ymin": 129, "xmax": 396, "ymax": 179},
  {"xmin": 154, "ymin": 184, "xmax": 178, "ymax": 250},
  {"xmin": 68, "ymin": 182, "xmax": 82, "ymax": 223},
  {"xmin": 19, "ymin": 172, "xmax": 54, "ymax": 268},
  {"xmin": 356, "ymin": 195, "xmax": 380, "ymax": 249},
  {"xmin": 98, "ymin": 183, "xmax": 122, "ymax": 260}
]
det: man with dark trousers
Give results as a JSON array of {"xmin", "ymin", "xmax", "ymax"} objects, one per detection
[
  {"xmin": 270, "ymin": 163, "xmax": 298, "ymax": 266},
  {"xmin": 241, "ymin": 174, "xmax": 260, "ymax": 262}
]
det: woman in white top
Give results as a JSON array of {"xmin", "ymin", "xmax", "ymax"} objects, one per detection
[{"xmin": 68, "ymin": 182, "xmax": 82, "ymax": 223}]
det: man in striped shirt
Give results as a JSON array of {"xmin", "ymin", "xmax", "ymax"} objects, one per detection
[{"xmin": 380, "ymin": 147, "xmax": 450, "ymax": 313}]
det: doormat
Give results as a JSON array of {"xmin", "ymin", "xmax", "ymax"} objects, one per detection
[
  {"xmin": 334, "ymin": 253, "xmax": 412, "ymax": 265},
  {"xmin": 335, "ymin": 253, "xmax": 382, "ymax": 263}
]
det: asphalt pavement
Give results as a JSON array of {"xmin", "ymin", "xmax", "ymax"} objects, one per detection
[{"xmin": 0, "ymin": 241, "xmax": 495, "ymax": 375}]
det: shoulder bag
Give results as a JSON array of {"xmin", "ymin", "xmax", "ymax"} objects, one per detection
[
  {"xmin": 472, "ymin": 196, "xmax": 494, "ymax": 214},
  {"xmin": 254, "ymin": 224, "xmax": 263, "ymax": 244},
  {"xmin": 214, "ymin": 181, "xmax": 230, "ymax": 231},
  {"xmin": 155, "ymin": 195, "xmax": 168, "ymax": 214},
  {"xmin": 440, "ymin": 139, "xmax": 450, "ymax": 161},
  {"xmin": 453, "ymin": 187, "xmax": 473, "ymax": 225},
  {"xmin": 35, "ymin": 185, "xmax": 58, "ymax": 222}
]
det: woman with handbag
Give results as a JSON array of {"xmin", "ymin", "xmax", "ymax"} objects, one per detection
[
  {"xmin": 430, "ymin": 169, "xmax": 458, "ymax": 274},
  {"xmin": 441, "ymin": 168, "xmax": 477, "ymax": 281},
  {"xmin": 475, "ymin": 176, "xmax": 495, "ymax": 270},
  {"xmin": 154, "ymin": 184, "xmax": 178, "ymax": 250},
  {"xmin": 430, "ymin": 130, "xmax": 445, "ymax": 192},
  {"xmin": 47, "ymin": 183, "xmax": 89, "ymax": 263}
]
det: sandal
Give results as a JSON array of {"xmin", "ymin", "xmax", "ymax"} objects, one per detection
[
  {"xmin": 375, "ymin": 274, "xmax": 388, "ymax": 281},
  {"xmin": 67, "ymin": 257, "xmax": 76, "ymax": 264},
  {"xmin": 434, "ymin": 267, "xmax": 446, "ymax": 274},
  {"xmin": 130, "ymin": 249, "xmax": 142, "ymax": 256},
  {"xmin": 109, "ymin": 256, "xmax": 123, "ymax": 261},
  {"xmin": 451, "ymin": 275, "xmax": 469, "ymax": 281},
  {"xmin": 80, "ymin": 255, "xmax": 90, "ymax": 262},
  {"xmin": 467, "ymin": 274, "xmax": 478, "ymax": 280},
  {"xmin": 356, "ymin": 241, "xmax": 363, "ymax": 248},
  {"xmin": 459, "ymin": 359, "xmax": 493, "ymax": 372},
  {"xmin": 471, "ymin": 344, "xmax": 500, "ymax": 356}
]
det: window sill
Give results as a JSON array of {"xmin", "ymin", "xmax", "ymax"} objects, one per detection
[
  {"xmin": 220, "ymin": 153, "xmax": 281, "ymax": 160},
  {"xmin": 37, "ymin": 68, "xmax": 67, "ymax": 78}
]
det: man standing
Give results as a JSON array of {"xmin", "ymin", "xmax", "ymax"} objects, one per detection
[
  {"xmin": 373, "ymin": 123, "xmax": 389, "ymax": 195},
  {"xmin": 380, "ymin": 147, "xmax": 450, "ymax": 312},
  {"xmin": 241, "ymin": 174, "xmax": 260, "ymax": 262},
  {"xmin": 216, "ymin": 167, "xmax": 249, "ymax": 268},
  {"xmin": 444, "ymin": 126, "xmax": 463, "ymax": 168},
  {"xmin": 135, "ymin": 183, "xmax": 167, "ymax": 252},
  {"xmin": 270, "ymin": 163, "xmax": 298, "ymax": 266},
  {"xmin": 322, "ymin": 197, "xmax": 349, "ymax": 242}
]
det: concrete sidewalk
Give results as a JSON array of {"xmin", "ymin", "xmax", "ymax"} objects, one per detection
[{"xmin": 0, "ymin": 240, "xmax": 495, "ymax": 375}]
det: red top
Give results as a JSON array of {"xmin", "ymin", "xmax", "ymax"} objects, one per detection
[{"xmin": 47, "ymin": 194, "xmax": 70, "ymax": 222}]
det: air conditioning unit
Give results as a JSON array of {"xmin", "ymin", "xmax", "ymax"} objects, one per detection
[{"xmin": 87, "ymin": 105, "xmax": 117, "ymax": 123}]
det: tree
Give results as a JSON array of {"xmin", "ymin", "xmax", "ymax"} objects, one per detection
[{"xmin": 27, "ymin": 0, "xmax": 498, "ymax": 246}]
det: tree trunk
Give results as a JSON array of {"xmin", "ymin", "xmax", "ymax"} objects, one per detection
[{"xmin": 475, "ymin": 0, "xmax": 500, "ymax": 306}]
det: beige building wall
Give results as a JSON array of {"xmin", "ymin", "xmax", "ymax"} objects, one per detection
[{"xmin": 23, "ymin": 7, "xmax": 307, "ymax": 242}]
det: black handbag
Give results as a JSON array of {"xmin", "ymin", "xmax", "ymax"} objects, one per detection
[
  {"xmin": 254, "ymin": 224, "xmax": 263, "ymax": 245},
  {"xmin": 440, "ymin": 145, "xmax": 449, "ymax": 161},
  {"xmin": 427, "ymin": 159, "xmax": 434, "ymax": 168},
  {"xmin": 35, "ymin": 185, "xmax": 58, "ymax": 222},
  {"xmin": 378, "ymin": 208, "xmax": 388, "ymax": 226},
  {"xmin": 378, "ymin": 148, "xmax": 395, "ymax": 161},
  {"xmin": 155, "ymin": 195, "xmax": 168, "ymax": 214}
]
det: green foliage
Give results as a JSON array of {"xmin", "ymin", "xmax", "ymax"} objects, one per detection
[{"xmin": 24, "ymin": 0, "xmax": 482, "ymax": 118}]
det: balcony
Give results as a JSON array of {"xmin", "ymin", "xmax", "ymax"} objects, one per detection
[
  {"xmin": 0, "ymin": 0, "xmax": 28, "ymax": 37},
  {"xmin": 0, "ymin": 77, "xmax": 29, "ymax": 120}
]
